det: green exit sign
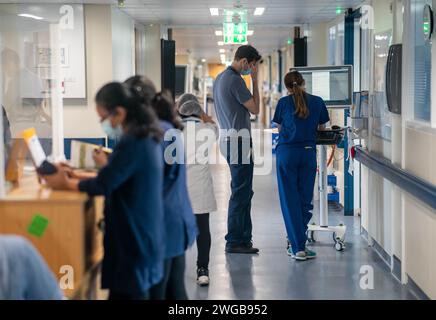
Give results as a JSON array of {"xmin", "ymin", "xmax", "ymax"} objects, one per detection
[
  {"xmin": 224, "ymin": 34, "xmax": 248, "ymax": 44},
  {"xmin": 222, "ymin": 9, "xmax": 248, "ymax": 45},
  {"xmin": 223, "ymin": 22, "xmax": 248, "ymax": 44}
]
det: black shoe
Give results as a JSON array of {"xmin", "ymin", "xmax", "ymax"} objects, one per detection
[
  {"xmin": 197, "ymin": 268, "xmax": 210, "ymax": 287},
  {"xmin": 225, "ymin": 244, "xmax": 259, "ymax": 254},
  {"xmin": 243, "ymin": 242, "xmax": 259, "ymax": 253}
]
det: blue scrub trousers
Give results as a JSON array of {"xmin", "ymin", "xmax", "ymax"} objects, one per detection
[
  {"xmin": 276, "ymin": 145, "xmax": 317, "ymax": 254},
  {"xmin": 224, "ymin": 138, "xmax": 254, "ymax": 248}
]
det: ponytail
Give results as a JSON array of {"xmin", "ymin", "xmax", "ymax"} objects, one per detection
[
  {"xmin": 152, "ymin": 90, "xmax": 184, "ymax": 130},
  {"xmin": 125, "ymin": 75, "xmax": 183, "ymax": 131},
  {"xmin": 285, "ymin": 71, "xmax": 309, "ymax": 119}
]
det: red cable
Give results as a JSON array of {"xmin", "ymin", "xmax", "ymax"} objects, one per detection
[{"xmin": 327, "ymin": 145, "xmax": 336, "ymax": 167}]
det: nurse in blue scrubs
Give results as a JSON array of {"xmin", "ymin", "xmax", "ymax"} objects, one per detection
[
  {"xmin": 125, "ymin": 76, "xmax": 197, "ymax": 300},
  {"xmin": 273, "ymin": 70, "xmax": 330, "ymax": 262},
  {"xmin": 43, "ymin": 82, "xmax": 165, "ymax": 299}
]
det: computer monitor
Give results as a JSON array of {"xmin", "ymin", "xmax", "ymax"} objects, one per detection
[{"xmin": 291, "ymin": 66, "xmax": 353, "ymax": 106}]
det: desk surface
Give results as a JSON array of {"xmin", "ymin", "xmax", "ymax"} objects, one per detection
[{"xmin": 5, "ymin": 172, "xmax": 88, "ymax": 203}]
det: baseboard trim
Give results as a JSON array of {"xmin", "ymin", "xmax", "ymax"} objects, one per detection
[{"xmin": 361, "ymin": 228, "xmax": 430, "ymax": 300}]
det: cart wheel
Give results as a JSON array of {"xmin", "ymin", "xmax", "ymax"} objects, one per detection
[
  {"xmin": 307, "ymin": 231, "xmax": 316, "ymax": 243},
  {"xmin": 335, "ymin": 241, "xmax": 345, "ymax": 252}
]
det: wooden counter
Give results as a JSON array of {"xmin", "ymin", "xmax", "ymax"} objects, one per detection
[{"xmin": 0, "ymin": 173, "xmax": 104, "ymax": 299}]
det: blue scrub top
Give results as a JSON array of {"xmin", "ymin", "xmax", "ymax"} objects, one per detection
[
  {"xmin": 160, "ymin": 120, "xmax": 197, "ymax": 259},
  {"xmin": 79, "ymin": 134, "xmax": 165, "ymax": 296},
  {"xmin": 273, "ymin": 94, "xmax": 330, "ymax": 148}
]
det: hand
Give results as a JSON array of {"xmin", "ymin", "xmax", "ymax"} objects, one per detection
[
  {"xmin": 93, "ymin": 147, "xmax": 109, "ymax": 168},
  {"xmin": 41, "ymin": 166, "xmax": 70, "ymax": 190},
  {"xmin": 251, "ymin": 62, "xmax": 259, "ymax": 82}
]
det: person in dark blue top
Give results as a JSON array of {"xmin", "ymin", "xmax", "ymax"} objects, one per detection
[
  {"xmin": 43, "ymin": 82, "xmax": 165, "ymax": 299},
  {"xmin": 125, "ymin": 76, "xmax": 197, "ymax": 300},
  {"xmin": 273, "ymin": 70, "xmax": 330, "ymax": 262}
]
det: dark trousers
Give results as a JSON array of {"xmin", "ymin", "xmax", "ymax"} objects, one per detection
[
  {"xmin": 196, "ymin": 214, "xmax": 211, "ymax": 269},
  {"xmin": 224, "ymin": 138, "xmax": 254, "ymax": 248},
  {"xmin": 108, "ymin": 291, "xmax": 149, "ymax": 300},
  {"xmin": 149, "ymin": 254, "xmax": 188, "ymax": 300}
]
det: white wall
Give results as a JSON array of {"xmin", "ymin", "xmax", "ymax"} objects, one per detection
[
  {"xmin": 307, "ymin": 22, "xmax": 328, "ymax": 66},
  {"xmin": 63, "ymin": 5, "xmax": 146, "ymax": 139},
  {"xmin": 111, "ymin": 7, "xmax": 135, "ymax": 82},
  {"xmin": 63, "ymin": 4, "xmax": 113, "ymax": 138},
  {"xmin": 144, "ymin": 24, "xmax": 162, "ymax": 91}
]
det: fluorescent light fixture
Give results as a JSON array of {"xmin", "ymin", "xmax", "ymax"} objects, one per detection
[
  {"xmin": 254, "ymin": 7, "xmax": 265, "ymax": 16},
  {"xmin": 18, "ymin": 13, "xmax": 43, "ymax": 20},
  {"xmin": 219, "ymin": 49, "xmax": 225, "ymax": 53},
  {"xmin": 210, "ymin": 8, "xmax": 219, "ymax": 16},
  {"xmin": 215, "ymin": 30, "xmax": 223, "ymax": 36},
  {"xmin": 220, "ymin": 54, "xmax": 226, "ymax": 60},
  {"xmin": 247, "ymin": 30, "xmax": 254, "ymax": 36},
  {"xmin": 201, "ymin": 58, "xmax": 207, "ymax": 63},
  {"xmin": 217, "ymin": 41, "xmax": 224, "ymax": 46}
]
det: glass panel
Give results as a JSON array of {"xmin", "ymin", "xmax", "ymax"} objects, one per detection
[
  {"xmin": 413, "ymin": 0, "xmax": 432, "ymax": 122},
  {"xmin": 1, "ymin": 4, "xmax": 63, "ymax": 192},
  {"xmin": 372, "ymin": 29, "xmax": 393, "ymax": 142}
]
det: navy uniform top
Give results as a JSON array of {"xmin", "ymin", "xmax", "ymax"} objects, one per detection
[
  {"xmin": 213, "ymin": 67, "xmax": 253, "ymax": 135},
  {"xmin": 79, "ymin": 134, "xmax": 165, "ymax": 296},
  {"xmin": 273, "ymin": 94, "xmax": 330, "ymax": 148},
  {"xmin": 160, "ymin": 120, "xmax": 197, "ymax": 259}
]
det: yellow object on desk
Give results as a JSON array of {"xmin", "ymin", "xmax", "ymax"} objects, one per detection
[{"xmin": 0, "ymin": 172, "xmax": 104, "ymax": 299}]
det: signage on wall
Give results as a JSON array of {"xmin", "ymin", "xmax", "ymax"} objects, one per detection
[{"xmin": 222, "ymin": 9, "xmax": 248, "ymax": 44}]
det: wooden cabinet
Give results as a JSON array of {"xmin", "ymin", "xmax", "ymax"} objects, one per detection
[{"xmin": 0, "ymin": 173, "xmax": 104, "ymax": 299}]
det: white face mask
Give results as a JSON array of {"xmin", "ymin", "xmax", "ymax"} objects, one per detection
[{"xmin": 101, "ymin": 118, "xmax": 123, "ymax": 140}]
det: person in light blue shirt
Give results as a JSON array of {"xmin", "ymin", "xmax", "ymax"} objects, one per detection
[
  {"xmin": 273, "ymin": 70, "xmax": 330, "ymax": 262},
  {"xmin": 0, "ymin": 235, "xmax": 63, "ymax": 300}
]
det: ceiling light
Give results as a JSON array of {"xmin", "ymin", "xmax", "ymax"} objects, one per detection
[
  {"xmin": 210, "ymin": 8, "xmax": 219, "ymax": 16},
  {"xmin": 201, "ymin": 58, "xmax": 206, "ymax": 63},
  {"xmin": 219, "ymin": 49, "xmax": 225, "ymax": 53},
  {"xmin": 218, "ymin": 41, "xmax": 224, "ymax": 46},
  {"xmin": 215, "ymin": 30, "xmax": 223, "ymax": 36},
  {"xmin": 220, "ymin": 54, "xmax": 226, "ymax": 60},
  {"xmin": 254, "ymin": 7, "xmax": 265, "ymax": 16},
  {"xmin": 18, "ymin": 13, "xmax": 43, "ymax": 20},
  {"xmin": 247, "ymin": 30, "xmax": 254, "ymax": 36}
]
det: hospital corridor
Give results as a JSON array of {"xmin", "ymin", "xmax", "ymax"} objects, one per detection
[{"xmin": 0, "ymin": 0, "xmax": 435, "ymax": 314}]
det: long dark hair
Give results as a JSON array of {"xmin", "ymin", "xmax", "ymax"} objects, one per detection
[
  {"xmin": 124, "ymin": 76, "xmax": 184, "ymax": 130},
  {"xmin": 284, "ymin": 70, "xmax": 309, "ymax": 119},
  {"xmin": 95, "ymin": 82, "xmax": 161, "ymax": 140}
]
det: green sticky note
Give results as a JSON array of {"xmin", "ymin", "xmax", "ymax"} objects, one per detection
[{"xmin": 28, "ymin": 214, "xmax": 50, "ymax": 238}]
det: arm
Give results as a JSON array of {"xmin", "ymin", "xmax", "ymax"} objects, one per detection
[
  {"xmin": 243, "ymin": 63, "xmax": 260, "ymax": 115},
  {"xmin": 44, "ymin": 139, "xmax": 137, "ymax": 196}
]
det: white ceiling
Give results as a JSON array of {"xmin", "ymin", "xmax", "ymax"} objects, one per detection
[
  {"xmin": 120, "ymin": 0, "xmax": 365, "ymax": 63},
  {"xmin": 0, "ymin": 0, "xmax": 366, "ymax": 62}
]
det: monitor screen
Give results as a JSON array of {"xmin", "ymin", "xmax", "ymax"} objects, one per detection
[{"xmin": 292, "ymin": 66, "xmax": 353, "ymax": 106}]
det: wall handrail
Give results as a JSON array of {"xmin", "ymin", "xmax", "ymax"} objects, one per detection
[{"xmin": 355, "ymin": 146, "xmax": 436, "ymax": 210}]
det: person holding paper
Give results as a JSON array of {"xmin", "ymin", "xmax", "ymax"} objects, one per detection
[
  {"xmin": 273, "ymin": 70, "xmax": 330, "ymax": 262},
  {"xmin": 43, "ymin": 82, "xmax": 165, "ymax": 300}
]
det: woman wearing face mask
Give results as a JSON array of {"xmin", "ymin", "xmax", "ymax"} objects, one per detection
[
  {"xmin": 125, "ymin": 76, "xmax": 197, "ymax": 300},
  {"xmin": 273, "ymin": 70, "xmax": 330, "ymax": 262},
  {"xmin": 176, "ymin": 93, "xmax": 218, "ymax": 287},
  {"xmin": 42, "ymin": 82, "xmax": 165, "ymax": 300}
]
